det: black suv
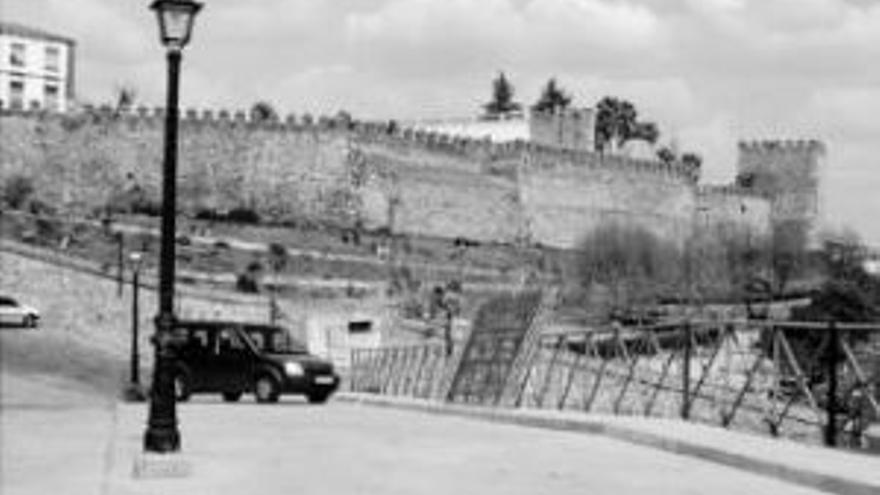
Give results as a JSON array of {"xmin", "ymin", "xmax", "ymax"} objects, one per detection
[{"xmin": 171, "ymin": 321, "xmax": 340, "ymax": 404}]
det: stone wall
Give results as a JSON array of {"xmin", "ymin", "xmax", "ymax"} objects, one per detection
[
  {"xmin": 0, "ymin": 107, "xmax": 353, "ymax": 224},
  {"xmin": 520, "ymin": 148, "xmax": 697, "ymax": 248},
  {"xmin": 351, "ymin": 123, "xmax": 700, "ymax": 248},
  {"xmin": 696, "ymin": 185, "xmax": 772, "ymax": 239},
  {"xmin": 528, "ymin": 107, "xmax": 595, "ymax": 151},
  {"xmin": 1, "ymin": 107, "xmax": 780, "ymax": 251},
  {"xmin": 737, "ymin": 139, "xmax": 825, "ymax": 243}
]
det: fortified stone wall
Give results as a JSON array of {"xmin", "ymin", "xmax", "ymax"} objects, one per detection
[
  {"xmin": 350, "ymin": 130, "xmax": 524, "ymax": 244},
  {"xmin": 350, "ymin": 122, "xmax": 701, "ymax": 248},
  {"xmin": 696, "ymin": 185, "xmax": 772, "ymax": 239},
  {"xmin": 0, "ymin": 107, "xmax": 354, "ymax": 225},
  {"xmin": 737, "ymin": 139, "xmax": 825, "ymax": 242},
  {"xmin": 0, "ymin": 107, "xmax": 789, "ymax": 251},
  {"xmin": 528, "ymin": 107, "xmax": 596, "ymax": 152},
  {"xmin": 520, "ymin": 147, "xmax": 698, "ymax": 247}
]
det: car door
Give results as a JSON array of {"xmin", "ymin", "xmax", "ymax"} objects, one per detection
[
  {"xmin": 208, "ymin": 325, "xmax": 251, "ymax": 392},
  {"xmin": 180, "ymin": 326, "xmax": 213, "ymax": 392},
  {"xmin": 0, "ymin": 297, "xmax": 20, "ymax": 326}
]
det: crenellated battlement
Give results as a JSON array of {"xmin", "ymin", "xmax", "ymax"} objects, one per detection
[
  {"xmin": 0, "ymin": 103, "xmax": 357, "ymax": 134},
  {"xmin": 737, "ymin": 139, "xmax": 826, "ymax": 154},
  {"xmin": 352, "ymin": 120, "xmax": 699, "ymax": 185},
  {"xmin": 697, "ymin": 184, "xmax": 766, "ymax": 199},
  {"xmin": 0, "ymin": 104, "xmax": 699, "ymax": 186}
]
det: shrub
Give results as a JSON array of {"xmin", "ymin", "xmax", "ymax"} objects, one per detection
[
  {"xmin": 571, "ymin": 222, "xmax": 684, "ymax": 313},
  {"xmin": 3, "ymin": 175, "xmax": 35, "ymax": 209},
  {"xmin": 227, "ymin": 208, "xmax": 261, "ymax": 225}
]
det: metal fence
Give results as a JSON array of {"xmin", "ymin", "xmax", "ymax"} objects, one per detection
[{"xmin": 350, "ymin": 319, "xmax": 880, "ymax": 449}]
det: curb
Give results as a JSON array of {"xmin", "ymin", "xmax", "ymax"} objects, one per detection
[{"xmin": 336, "ymin": 392, "xmax": 879, "ymax": 495}]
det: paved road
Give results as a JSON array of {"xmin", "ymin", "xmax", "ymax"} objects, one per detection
[{"xmin": 1, "ymin": 370, "xmax": 831, "ymax": 495}]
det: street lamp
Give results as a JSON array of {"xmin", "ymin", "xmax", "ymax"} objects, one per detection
[
  {"xmin": 125, "ymin": 252, "xmax": 146, "ymax": 401},
  {"xmin": 145, "ymin": 0, "xmax": 202, "ymax": 454}
]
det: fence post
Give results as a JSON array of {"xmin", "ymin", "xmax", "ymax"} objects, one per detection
[
  {"xmin": 825, "ymin": 321, "xmax": 840, "ymax": 447},
  {"xmin": 681, "ymin": 320, "xmax": 693, "ymax": 420}
]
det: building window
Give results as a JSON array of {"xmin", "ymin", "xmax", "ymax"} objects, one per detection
[
  {"xmin": 44, "ymin": 84, "xmax": 59, "ymax": 111},
  {"xmin": 9, "ymin": 80, "xmax": 24, "ymax": 109},
  {"xmin": 45, "ymin": 46, "xmax": 60, "ymax": 72},
  {"xmin": 10, "ymin": 42, "xmax": 26, "ymax": 67}
]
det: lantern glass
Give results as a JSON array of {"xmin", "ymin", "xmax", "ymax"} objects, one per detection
[{"xmin": 151, "ymin": 0, "xmax": 202, "ymax": 49}]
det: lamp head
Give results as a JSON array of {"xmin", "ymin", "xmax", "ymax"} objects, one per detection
[{"xmin": 150, "ymin": 0, "xmax": 203, "ymax": 51}]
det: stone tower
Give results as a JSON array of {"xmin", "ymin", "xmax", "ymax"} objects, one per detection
[
  {"xmin": 736, "ymin": 139, "xmax": 826, "ymax": 244},
  {"xmin": 528, "ymin": 107, "xmax": 596, "ymax": 151}
]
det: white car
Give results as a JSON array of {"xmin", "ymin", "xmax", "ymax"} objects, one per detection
[{"xmin": 0, "ymin": 296, "xmax": 40, "ymax": 328}]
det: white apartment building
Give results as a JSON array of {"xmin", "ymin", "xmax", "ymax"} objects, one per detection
[{"xmin": 0, "ymin": 22, "xmax": 75, "ymax": 112}]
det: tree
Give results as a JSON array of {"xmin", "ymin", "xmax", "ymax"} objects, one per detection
[
  {"xmin": 267, "ymin": 243, "xmax": 289, "ymax": 324},
  {"xmin": 532, "ymin": 78, "xmax": 572, "ymax": 113},
  {"xmin": 771, "ymin": 220, "xmax": 810, "ymax": 295},
  {"xmin": 250, "ymin": 101, "xmax": 279, "ymax": 122},
  {"xmin": 681, "ymin": 152, "xmax": 702, "ymax": 170},
  {"xmin": 482, "ymin": 72, "xmax": 522, "ymax": 120},
  {"xmin": 114, "ymin": 85, "xmax": 137, "ymax": 114},
  {"xmin": 593, "ymin": 96, "xmax": 659, "ymax": 153},
  {"xmin": 573, "ymin": 223, "xmax": 684, "ymax": 316},
  {"xmin": 656, "ymin": 146, "xmax": 675, "ymax": 164},
  {"xmin": 782, "ymin": 232, "xmax": 878, "ymax": 393},
  {"xmin": 631, "ymin": 122, "xmax": 659, "ymax": 145}
]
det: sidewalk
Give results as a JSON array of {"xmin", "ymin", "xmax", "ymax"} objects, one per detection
[
  {"xmin": 3, "ymin": 372, "xmax": 878, "ymax": 495},
  {"xmin": 336, "ymin": 392, "xmax": 880, "ymax": 495}
]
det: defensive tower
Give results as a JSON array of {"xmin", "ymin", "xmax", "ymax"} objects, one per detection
[{"xmin": 736, "ymin": 139, "xmax": 826, "ymax": 243}]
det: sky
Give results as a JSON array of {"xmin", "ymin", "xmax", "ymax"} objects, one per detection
[{"xmin": 5, "ymin": 0, "xmax": 880, "ymax": 244}]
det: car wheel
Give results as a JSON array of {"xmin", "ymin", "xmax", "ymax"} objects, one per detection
[
  {"xmin": 307, "ymin": 393, "xmax": 329, "ymax": 404},
  {"xmin": 222, "ymin": 391, "xmax": 243, "ymax": 402},
  {"xmin": 254, "ymin": 375, "xmax": 280, "ymax": 403},
  {"xmin": 23, "ymin": 315, "xmax": 37, "ymax": 328},
  {"xmin": 174, "ymin": 374, "xmax": 191, "ymax": 402}
]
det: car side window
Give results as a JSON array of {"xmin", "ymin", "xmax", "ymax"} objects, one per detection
[
  {"xmin": 215, "ymin": 327, "xmax": 245, "ymax": 355},
  {"xmin": 247, "ymin": 331, "xmax": 266, "ymax": 352},
  {"xmin": 191, "ymin": 329, "xmax": 209, "ymax": 350}
]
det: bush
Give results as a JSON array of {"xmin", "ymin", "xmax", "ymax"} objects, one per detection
[
  {"xmin": 227, "ymin": 208, "xmax": 261, "ymax": 225},
  {"xmin": 571, "ymin": 223, "xmax": 684, "ymax": 312},
  {"xmin": 3, "ymin": 175, "xmax": 35, "ymax": 209}
]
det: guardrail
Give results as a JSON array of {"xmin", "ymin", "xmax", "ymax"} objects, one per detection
[
  {"xmin": 351, "ymin": 319, "xmax": 880, "ymax": 449},
  {"xmin": 350, "ymin": 343, "xmax": 461, "ymax": 400}
]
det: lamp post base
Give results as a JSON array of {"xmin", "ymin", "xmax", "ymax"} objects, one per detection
[
  {"xmin": 122, "ymin": 383, "xmax": 148, "ymax": 402},
  {"xmin": 144, "ymin": 425, "xmax": 181, "ymax": 453},
  {"xmin": 132, "ymin": 452, "xmax": 192, "ymax": 479}
]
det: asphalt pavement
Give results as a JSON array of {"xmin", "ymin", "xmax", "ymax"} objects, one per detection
[{"xmin": 2, "ymin": 369, "xmax": 871, "ymax": 495}]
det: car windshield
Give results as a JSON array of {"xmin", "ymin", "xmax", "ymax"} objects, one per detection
[{"xmin": 243, "ymin": 327, "xmax": 308, "ymax": 354}]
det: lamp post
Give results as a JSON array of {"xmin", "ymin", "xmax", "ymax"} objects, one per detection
[
  {"xmin": 145, "ymin": 0, "xmax": 202, "ymax": 454},
  {"xmin": 124, "ymin": 251, "xmax": 147, "ymax": 402},
  {"xmin": 129, "ymin": 252, "xmax": 144, "ymax": 388}
]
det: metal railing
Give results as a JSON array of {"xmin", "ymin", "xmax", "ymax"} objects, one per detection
[{"xmin": 350, "ymin": 319, "xmax": 880, "ymax": 449}]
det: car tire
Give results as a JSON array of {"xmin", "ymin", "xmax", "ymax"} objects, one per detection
[
  {"xmin": 254, "ymin": 375, "xmax": 280, "ymax": 403},
  {"xmin": 307, "ymin": 393, "xmax": 329, "ymax": 404},
  {"xmin": 222, "ymin": 391, "xmax": 243, "ymax": 402},
  {"xmin": 174, "ymin": 373, "xmax": 191, "ymax": 402},
  {"xmin": 23, "ymin": 315, "xmax": 37, "ymax": 328}
]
